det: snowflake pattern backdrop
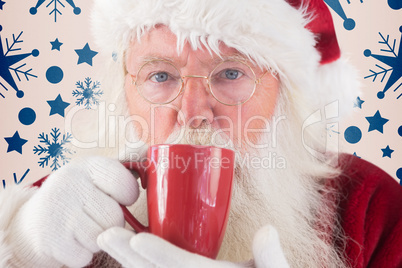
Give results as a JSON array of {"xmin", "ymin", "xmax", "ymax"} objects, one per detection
[{"xmin": 0, "ymin": 0, "xmax": 401, "ymax": 188}]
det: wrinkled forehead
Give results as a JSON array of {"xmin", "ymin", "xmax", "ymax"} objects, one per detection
[{"xmin": 126, "ymin": 24, "xmax": 252, "ymax": 68}]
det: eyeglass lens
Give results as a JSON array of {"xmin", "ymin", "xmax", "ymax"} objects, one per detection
[{"xmin": 135, "ymin": 60, "xmax": 256, "ymax": 105}]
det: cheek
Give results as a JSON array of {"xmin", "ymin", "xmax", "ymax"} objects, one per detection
[
  {"xmin": 151, "ymin": 106, "xmax": 180, "ymax": 144},
  {"xmin": 125, "ymin": 74, "xmax": 147, "ymax": 116},
  {"xmin": 125, "ymin": 74, "xmax": 150, "ymax": 141},
  {"xmin": 125, "ymin": 75, "xmax": 179, "ymax": 144},
  {"xmin": 205, "ymin": 83, "xmax": 279, "ymax": 147},
  {"xmin": 240, "ymin": 81, "xmax": 280, "ymax": 146}
]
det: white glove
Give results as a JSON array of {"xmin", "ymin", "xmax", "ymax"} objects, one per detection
[
  {"xmin": 8, "ymin": 156, "xmax": 139, "ymax": 268},
  {"xmin": 97, "ymin": 225, "xmax": 289, "ymax": 268},
  {"xmin": 252, "ymin": 225, "xmax": 289, "ymax": 268}
]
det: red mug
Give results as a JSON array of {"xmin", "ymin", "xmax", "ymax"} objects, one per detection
[{"xmin": 122, "ymin": 144, "xmax": 235, "ymax": 259}]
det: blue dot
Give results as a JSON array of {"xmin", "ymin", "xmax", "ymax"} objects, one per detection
[
  {"xmin": 73, "ymin": 7, "xmax": 81, "ymax": 15},
  {"xmin": 344, "ymin": 126, "xmax": 362, "ymax": 144},
  {"xmin": 397, "ymin": 168, "xmax": 402, "ymax": 183},
  {"xmin": 364, "ymin": 49, "xmax": 371, "ymax": 57},
  {"xmin": 388, "ymin": 0, "xmax": 402, "ymax": 10},
  {"xmin": 343, "ymin": 18, "xmax": 355, "ymax": 31},
  {"xmin": 398, "ymin": 125, "xmax": 402, "ymax": 137},
  {"xmin": 32, "ymin": 49, "xmax": 39, "ymax": 57},
  {"xmin": 16, "ymin": 90, "xmax": 24, "ymax": 98},
  {"xmin": 18, "ymin": 107, "xmax": 36, "ymax": 125},
  {"xmin": 377, "ymin": 91, "xmax": 385, "ymax": 99},
  {"xmin": 0, "ymin": 25, "xmax": 2, "ymax": 32},
  {"xmin": 30, "ymin": 7, "xmax": 38, "ymax": 15},
  {"xmin": 46, "ymin": 66, "xmax": 64, "ymax": 84}
]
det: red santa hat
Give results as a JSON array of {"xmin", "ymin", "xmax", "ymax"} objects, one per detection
[{"xmin": 90, "ymin": 0, "xmax": 359, "ymax": 116}]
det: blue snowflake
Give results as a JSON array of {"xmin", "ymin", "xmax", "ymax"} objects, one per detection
[
  {"xmin": 2, "ymin": 169, "xmax": 30, "ymax": 189},
  {"xmin": 326, "ymin": 124, "xmax": 340, "ymax": 137},
  {"xmin": 345, "ymin": 0, "xmax": 363, "ymax": 3},
  {"xmin": 364, "ymin": 27, "xmax": 402, "ymax": 100},
  {"xmin": 0, "ymin": 26, "xmax": 39, "ymax": 99},
  {"xmin": 33, "ymin": 128, "xmax": 73, "ymax": 171},
  {"xmin": 73, "ymin": 77, "xmax": 102, "ymax": 109},
  {"xmin": 30, "ymin": 0, "xmax": 81, "ymax": 22}
]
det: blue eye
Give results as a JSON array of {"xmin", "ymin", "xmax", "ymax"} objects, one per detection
[
  {"xmin": 225, "ymin": 70, "xmax": 240, "ymax": 80},
  {"xmin": 151, "ymin": 72, "xmax": 169, "ymax": 82}
]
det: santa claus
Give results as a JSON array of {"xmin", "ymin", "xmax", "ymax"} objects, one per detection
[{"xmin": 1, "ymin": 0, "xmax": 402, "ymax": 267}]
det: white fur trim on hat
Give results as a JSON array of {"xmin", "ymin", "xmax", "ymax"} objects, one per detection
[{"xmin": 90, "ymin": 0, "xmax": 359, "ymax": 116}]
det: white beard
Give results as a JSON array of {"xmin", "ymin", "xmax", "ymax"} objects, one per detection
[{"xmin": 217, "ymin": 145, "xmax": 347, "ymax": 268}]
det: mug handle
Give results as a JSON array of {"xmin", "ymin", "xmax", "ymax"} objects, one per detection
[
  {"xmin": 32, "ymin": 161, "xmax": 150, "ymax": 233},
  {"xmin": 121, "ymin": 161, "xmax": 149, "ymax": 233}
]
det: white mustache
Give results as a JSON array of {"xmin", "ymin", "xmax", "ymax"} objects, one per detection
[{"xmin": 163, "ymin": 122, "xmax": 235, "ymax": 149}]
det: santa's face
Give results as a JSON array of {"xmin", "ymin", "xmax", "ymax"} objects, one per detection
[{"xmin": 124, "ymin": 25, "xmax": 279, "ymax": 148}]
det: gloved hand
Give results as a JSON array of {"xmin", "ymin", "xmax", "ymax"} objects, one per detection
[
  {"xmin": 8, "ymin": 156, "xmax": 139, "ymax": 268},
  {"xmin": 97, "ymin": 225, "xmax": 289, "ymax": 268}
]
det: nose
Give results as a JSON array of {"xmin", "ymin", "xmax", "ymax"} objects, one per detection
[{"xmin": 177, "ymin": 76, "xmax": 214, "ymax": 128}]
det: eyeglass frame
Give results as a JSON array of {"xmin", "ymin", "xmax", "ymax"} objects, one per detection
[{"xmin": 130, "ymin": 59, "xmax": 268, "ymax": 106}]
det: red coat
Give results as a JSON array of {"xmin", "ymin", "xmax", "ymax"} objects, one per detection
[{"xmin": 334, "ymin": 155, "xmax": 402, "ymax": 267}]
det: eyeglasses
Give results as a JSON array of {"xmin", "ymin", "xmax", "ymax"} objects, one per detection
[{"xmin": 131, "ymin": 59, "xmax": 267, "ymax": 106}]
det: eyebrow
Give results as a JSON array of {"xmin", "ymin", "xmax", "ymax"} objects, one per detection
[
  {"xmin": 138, "ymin": 53, "xmax": 249, "ymax": 66},
  {"xmin": 139, "ymin": 55, "xmax": 176, "ymax": 64},
  {"xmin": 218, "ymin": 54, "xmax": 249, "ymax": 62}
]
